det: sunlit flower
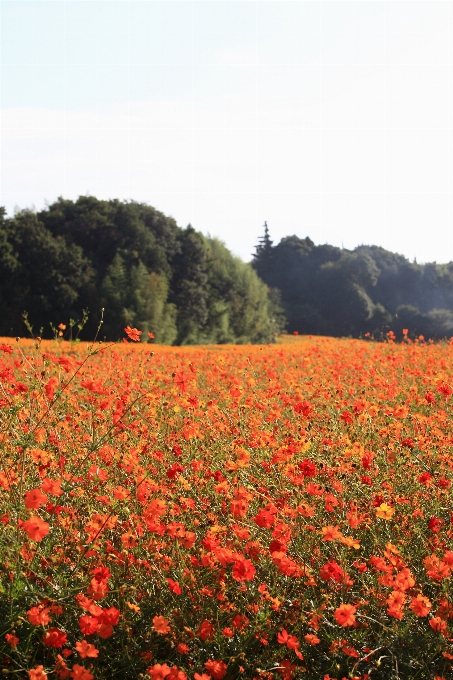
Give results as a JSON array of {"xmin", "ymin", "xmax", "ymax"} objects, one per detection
[{"xmin": 334, "ymin": 603, "xmax": 357, "ymax": 627}]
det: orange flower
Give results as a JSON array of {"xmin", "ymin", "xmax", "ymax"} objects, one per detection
[
  {"xmin": 43, "ymin": 628, "xmax": 67, "ymax": 648},
  {"xmin": 28, "ymin": 604, "xmax": 51, "ymax": 626},
  {"xmin": 198, "ymin": 620, "xmax": 214, "ymax": 641},
  {"xmin": 41, "ymin": 478, "xmax": 63, "ymax": 496},
  {"xmin": 231, "ymin": 557, "xmax": 256, "ymax": 582},
  {"xmin": 429, "ymin": 617, "xmax": 448, "ymax": 634},
  {"xmin": 321, "ymin": 525, "xmax": 342, "ymax": 541},
  {"xmin": 387, "ymin": 591, "xmax": 406, "ymax": 609},
  {"xmin": 339, "ymin": 535, "xmax": 360, "ymax": 549},
  {"xmin": 28, "ymin": 666, "xmax": 48, "ymax": 680},
  {"xmin": 152, "ymin": 615, "xmax": 171, "ymax": 634},
  {"xmin": 319, "ymin": 560, "xmax": 345, "ymax": 583},
  {"xmin": 69, "ymin": 665, "xmax": 94, "ymax": 680},
  {"xmin": 22, "ymin": 516, "xmax": 50, "ymax": 542},
  {"xmin": 5, "ymin": 632, "xmax": 19, "ymax": 648},
  {"xmin": 334, "ymin": 603, "xmax": 357, "ymax": 627},
  {"xmin": 204, "ymin": 660, "xmax": 228, "ymax": 680},
  {"xmin": 124, "ymin": 326, "xmax": 142, "ymax": 342},
  {"xmin": 410, "ymin": 594, "xmax": 431, "ymax": 617},
  {"xmin": 146, "ymin": 664, "xmax": 171, "ymax": 679},
  {"xmin": 55, "ymin": 654, "xmax": 70, "ymax": 680},
  {"xmin": 277, "ymin": 629, "xmax": 304, "ymax": 659},
  {"xmin": 304, "ymin": 633, "xmax": 320, "ymax": 645},
  {"xmin": 375, "ymin": 503, "xmax": 395, "ymax": 520},
  {"xmin": 24, "ymin": 488, "xmax": 48, "ymax": 509},
  {"xmin": 75, "ymin": 640, "xmax": 99, "ymax": 659}
]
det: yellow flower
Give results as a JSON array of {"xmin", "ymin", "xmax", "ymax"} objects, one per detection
[{"xmin": 376, "ymin": 503, "xmax": 395, "ymax": 520}]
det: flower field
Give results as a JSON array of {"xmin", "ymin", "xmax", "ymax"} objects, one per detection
[{"xmin": 1, "ymin": 333, "xmax": 453, "ymax": 679}]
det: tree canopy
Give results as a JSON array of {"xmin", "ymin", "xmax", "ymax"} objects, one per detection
[
  {"xmin": 0, "ymin": 198, "xmax": 284, "ymax": 343},
  {"xmin": 253, "ymin": 227, "xmax": 453, "ymax": 339}
]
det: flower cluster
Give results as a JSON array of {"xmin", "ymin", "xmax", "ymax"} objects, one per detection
[{"xmin": 0, "ymin": 333, "xmax": 452, "ymax": 679}]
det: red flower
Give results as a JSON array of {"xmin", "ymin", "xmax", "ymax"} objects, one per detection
[
  {"xmin": 146, "ymin": 664, "xmax": 171, "ymax": 679},
  {"xmin": 429, "ymin": 616, "xmax": 448, "ymax": 634},
  {"xmin": 277, "ymin": 629, "xmax": 303, "ymax": 659},
  {"xmin": 93, "ymin": 566, "xmax": 111, "ymax": 582},
  {"xmin": 334, "ymin": 603, "xmax": 357, "ymax": 627},
  {"xmin": 5, "ymin": 632, "xmax": 19, "ymax": 648},
  {"xmin": 231, "ymin": 614, "xmax": 249, "ymax": 630},
  {"xmin": 99, "ymin": 606, "xmax": 120, "ymax": 626},
  {"xmin": 298, "ymin": 459, "xmax": 317, "ymax": 476},
  {"xmin": 198, "ymin": 620, "xmax": 214, "ymax": 641},
  {"xmin": 22, "ymin": 516, "xmax": 50, "ymax": 542},
  {"xmin": 124, "ymin": 326, "xmax": 142, "ymax": 342},
  {"xmin": 41, "ymin": 478, "xmax": 63, "ymax": 496},
  {"xmin": 167, "ymin": 669, "xmax": 187, "ymax": 680},
  {"xmin": 231, "ymin": 557, "xmax": 256, "ymax": 582},
  {"xmin": 28, "ymin": 604, "xmax": 51, "ymax": 626},
  {"xmin": 204, "ymin": 660, "xmax": 228, "ymax": 680},
  {"xmin": 75, "ymin": 640, "xmax": 99, "ymax": 659},
  {"xmin": 342, "ymin": 645, "xmax": 359, "ymax": 658},
  {"xmin": 45, "ymin": 377, "xmax": 58, "ymax": 399},
  {"xmin": 28, "ymin": 667, "xmax": 48, "ymax": 680},
  {"xmin": 79, "ymin": 615, "xmax": 99, "ymax": 636},
  {"xmin": 254, "ymin": 508, "xmax": 276, "ymax": 528},
  {"xmin": 69, "ymin": 665, "xmax": 94, "ymax": 680},
  {"xmin": 418, "ymin": 472, "xmax": 432, "ymax": 486},
  {"xmin": 24, "ymin": 488, "xmax": 48, "ymax": 509},
  {"xmin": 410, "ymin": 595, "xmax": 431, "ymax": 617},
  {"xmin": 319, "ymin": 560, "xmax": 345, "ymax": 584},
  {"xmin": 293, "ymin": 402, "xmax": 313, "ymax": 418},
  {"xmin": 43, "ymin": 628, "xmax": 68, "ymax": 648},
  {"xmin": 167, "ymin": 578, "xmax": 182, "ymax": 594}
]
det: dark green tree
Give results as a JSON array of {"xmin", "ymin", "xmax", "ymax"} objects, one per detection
[
  {"xmin": 0, "ymin": 208, "xmax": 94, "ymax": 336},
  {"xmin": 0, "ymin": 197, "xmax": 281, "ymax": 344},
  {"xmin": 252, "ymin": 221, "xmax": 274, "ymax": 279},
  {"xmin": 251, "ymin": 231, "xmax": 453, "ymax": 339}
]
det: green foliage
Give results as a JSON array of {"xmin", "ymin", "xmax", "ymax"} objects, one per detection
[
  {"xmin": 0, "ymin": 208, "xmax": 94, "ymax": 337},
  {"xmin": 253, "ymin": 228, "xmax": 453, "ymax": 339},
  {"xmin": 0, "ymin": 198, "xmax": 281, "ymax": 344}
]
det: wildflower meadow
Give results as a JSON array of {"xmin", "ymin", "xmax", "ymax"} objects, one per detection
[{"xmin": 1, "ymin": 330, "xmax": 453, "ymax": 679}]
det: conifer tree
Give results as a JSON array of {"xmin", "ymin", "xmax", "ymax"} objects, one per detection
[{"xmin": 252, "ymin": 222, "xmax": 274, "ymax": 279}]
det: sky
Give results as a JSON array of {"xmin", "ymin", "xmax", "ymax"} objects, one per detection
[{"xmin": 1, "ymin": 0, "xmax": 452, "ymax": 264}]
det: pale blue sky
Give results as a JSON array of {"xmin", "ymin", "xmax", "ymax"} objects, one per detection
[{"xmin": 1, "ymin": 0, "xmax": 453, "ymax": 263}]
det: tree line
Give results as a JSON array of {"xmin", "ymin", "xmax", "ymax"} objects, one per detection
[
  {"xmin": 252, "ymin": 224, "xmax": 453, "ymax": 339},
  {"xmin": 0, "ymin": 197, "xmax": 284, "ymax": 343},
  {"xmin": 3, "ymin": 198, "xmax": 452, "ymax": 343}
]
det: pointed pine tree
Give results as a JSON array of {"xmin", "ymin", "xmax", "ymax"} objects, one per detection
[{"xmin": 252, "ymin": 221, "xmax": 274, "ymax": 280}]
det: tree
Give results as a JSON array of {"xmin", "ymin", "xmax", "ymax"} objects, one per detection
[
  {"xmin": 169, "ymin": 226, "xmax": 210, "ymax": 344},
  {"xmin": 252, "ymin": 222, "xmax": 274, "ymax": 279},
  {"xmin": 0, "ymin": 197, "xmax": 282, "ymax": 343},
  {"xmin": 0, "ymin": 208, "xmax": 94, "ymax": 336}
]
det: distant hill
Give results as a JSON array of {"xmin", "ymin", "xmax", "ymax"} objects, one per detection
[
  {"xmin": 252, "ymin": 226, "xmax": 453, "ymax": 339},
  {"xmin": 0, "ymin": 197, "xmax": 284, "ymax": 343}
]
